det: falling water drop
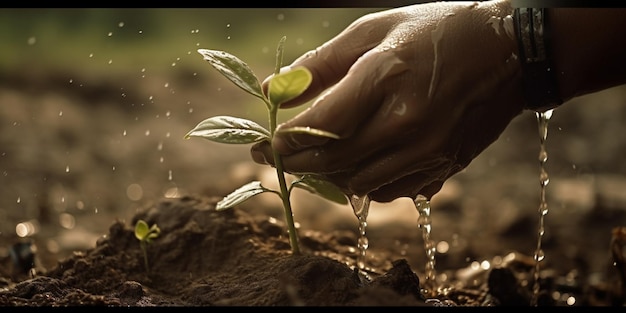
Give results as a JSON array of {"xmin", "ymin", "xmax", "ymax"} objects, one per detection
[
  {"xmin": 349, "ymin": 194, "xmax": 370, "ymax": 273},
  {"xmin": 531, "ymin": 108, "xmax": 554, "ymax": 306},
  {"xmin": 65, "ymin": 165, "xmax": 70, "ymax": 173},
  {"xmin": 414, "ymin": 194, "xmax": 437, "ymax": 297},
  {"xmin": 168, "ymin": 170, "xmax": 173, "ymax": 181}
]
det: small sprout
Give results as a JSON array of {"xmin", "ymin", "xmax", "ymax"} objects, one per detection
[
  {"xmin": 186, "ymin": 36, "xmax": 347, "ymax": 255},
  {"xmin": 134, "ymin": 219, "xmax": 160, "ymax": 272}
]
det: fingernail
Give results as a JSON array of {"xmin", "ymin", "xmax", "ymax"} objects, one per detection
[
  {"xmin": 250, "ymin": 146, "xmax": 268, "ymax": 165},
  {"xmin": 278, "ymin": 65, "xmax": 292, "ymax": 74}
]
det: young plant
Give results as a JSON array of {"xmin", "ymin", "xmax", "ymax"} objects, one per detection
[
  {"xmin": 134, "ymin": 219, "xmax": 161, "ymax": 272},
  {"xmin": 185, "ymin": 36, "xmax": 348, "ymax": 255}
]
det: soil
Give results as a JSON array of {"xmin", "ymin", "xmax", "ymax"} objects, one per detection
[{"xmin": 2, "ymin": 65, "xmax": 626, "ymax": 306}]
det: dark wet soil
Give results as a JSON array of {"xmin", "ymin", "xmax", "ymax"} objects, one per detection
[{"xmin": 2, "ymin": 66, "xmax": 626, "ymax": 306}]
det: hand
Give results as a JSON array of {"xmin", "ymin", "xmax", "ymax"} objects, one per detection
[{"xmin": 251, "ymin": 0, "xmax": 525, "ymax": 202}]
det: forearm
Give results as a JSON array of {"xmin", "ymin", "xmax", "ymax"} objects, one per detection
[{"xmin": 549, "ymin": 8, "xmax": 626, "ymax": 101}]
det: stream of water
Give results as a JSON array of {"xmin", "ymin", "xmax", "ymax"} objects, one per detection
[
  {"xmin": 531, "ymin": 108, "xmax": 554, "ymax": 306},
  {"xmin": 349, "ymin": 194, "xmax": 371, "ymax": 276}
]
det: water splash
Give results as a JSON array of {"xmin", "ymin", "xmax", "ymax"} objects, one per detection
[
  {"xmin": 349, "ymin": 194, "xmax": 370, "ymax": 272},
  {"xmin": 414, "ymin": 194, "xmax": 437, "ymax": 297},
  {"xmin": 531, "ymin": 108, "xmax": 554, "ymax": 306}
]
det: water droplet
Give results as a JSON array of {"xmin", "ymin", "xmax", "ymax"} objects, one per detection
[
  {"xmin": 277, "ymin": 14, "xmax": 285, "ymax": 21},
  {"xmin": 89, "ymin": 53, "xmax": 94, "ymax": 58},
  {"xmin": 59, "ymin": 213, "xmax": 75, "ymax": 229},
  {"xmin": 16, "ymin": 220, "xmax": 39, "ymax": 237},
  {"xmin": 322, "ymin": 21, "xmax": 330, "ymax": 28},
  {"xmin": 145, "ymin": 130, "xmax": 150, "ymax": 136},
  {"xmin": 138, "ymin": 30, "xmax": 143, "ymax": 34},
  {"xmin": 108, "ymin": 32, "xmax": 113, "ymax": 37},
  {"xmin": 164, "ymin": 82, "xmax": 169, "ymax": 87},
  {"xmin": 108, "ymin": 59, "xmax": 113, "ymax": 65},
  {"xmin": 122, "ymin": 130, "xmax": 127, "ymax": 136},
  {"xmin": 65, "ymin": 165, "xmax": 70, "ymax": 173},
  {"xmin": 168, "ymin": 170, "xmax": 173, "ymax": 181},
  {"xmin": 226, "ymin": 23, "xmax": 231, "ymax": 28},
  {"xmin": 59, "ymin": 110, "xmax": 63, "ymax": 117},
  {"xmin": 164, "ymin": 187, "xmax": 180, "ymax": 198},
  {"xmin": 126, "ymin": 183, "xmax": 143, "ymax": 201},
  {"xmin": 16, "ymin": 197, "xmax": 21, "ymax": 203},
  {"xmin": 27, "ymin": 37, "xmax": 36, "ymax": 45},
  {"xmin": 118, "ymin": 22, "xmax": 124, "ymax": 27}
]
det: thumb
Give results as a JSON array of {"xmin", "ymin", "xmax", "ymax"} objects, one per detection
[{"xmin": 263, "ymin": 12, "xmax": 390, "ymax": 109}]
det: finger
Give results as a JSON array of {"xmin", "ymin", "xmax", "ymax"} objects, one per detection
[
  {"xmin": 368, "ymin": 179, "xmax": 445, "ymax": 203},
  {"xmin": 250, "ymin": 141, "xmax": 273, "ymax": 165},
  {"xmin": 273, "ymin": 71, "xmax": 431, "ymax": 174},
  {"xmin": 262, "ymin": 10, "xmax": 395, "ymax": 109},
  {"xmin": 348, "ymin": 148, "xmax": 460, "ymax": 198},
  {"xmin": 271, "ymin": 49, "xmax": 406, "ymax": 156}
]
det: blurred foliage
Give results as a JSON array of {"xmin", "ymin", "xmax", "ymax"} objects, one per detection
[{"xmin": 0, "ymin": 8, "xmax": 379, "ymax": 76}]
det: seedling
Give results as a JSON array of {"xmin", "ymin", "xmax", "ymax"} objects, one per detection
[
  {"xmin": 134, "ymin": 219, "xmax": 161, "ymax": 272},
  {"xmin": 185, "ymin": 36, "xmax": 348, "ymax": 255}
]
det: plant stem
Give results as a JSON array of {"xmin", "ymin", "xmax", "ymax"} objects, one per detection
[
  {"xmin": 269, "ymin": 105, "xmax": 300, "ymax": 255},
  {"xmin": 141, "ymin": 242, "xmax": 150, "ymax": 272},
  {"xmin": 273, "ymin": 151, "xmax": 301, "ymax": 255}
]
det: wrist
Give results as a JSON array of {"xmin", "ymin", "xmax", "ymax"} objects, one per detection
[{"xmin": 549, "ymin": 8, "xmax": 626, "ymax": 101}]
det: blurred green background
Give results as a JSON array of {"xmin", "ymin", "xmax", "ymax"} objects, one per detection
[{"xmin": 0, "ymin": 8, "xmax": 378, "ymax": 76}]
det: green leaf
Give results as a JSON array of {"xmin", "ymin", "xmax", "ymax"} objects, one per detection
[
  {"xmin": 268, "ymin": 66, "xmax": 312, "ymax": 107},
  {"xmin": 184, "ymin": 116, "xmax": 270, "ymax": 144},
  {"xmin": 134, "ymin": 220, "xmax": 150, "ymax": 241},
  {"xmin": 135, "ymin": 220, "xmax": 160, "ymax": 243},
  {"xmin": 217, "ymin": 181, "xmax": 275, "ymax": 211},
  {"xmin": 197, "ymin": 49, "xmax": 264, "ymax": 100},
  {"xmin": 147, "ymin": 224, "xmax": 161, "ymax": 241},
  {"xmin": 293, "ymin": 174, "xmax": 348, "ymax": 205},
  {"xmin": 277, "ymin": 126, "xmax": 340, "ymax": 140}
]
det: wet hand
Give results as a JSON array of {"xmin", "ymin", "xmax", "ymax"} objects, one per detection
[{"xmin": 251, "ymin": 0, "xmax": 525, "ymax": 202}]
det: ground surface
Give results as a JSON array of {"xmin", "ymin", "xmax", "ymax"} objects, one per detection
[{"xmin": 1, "ymin": 63, "xmax": 626, "ymax": 306}]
